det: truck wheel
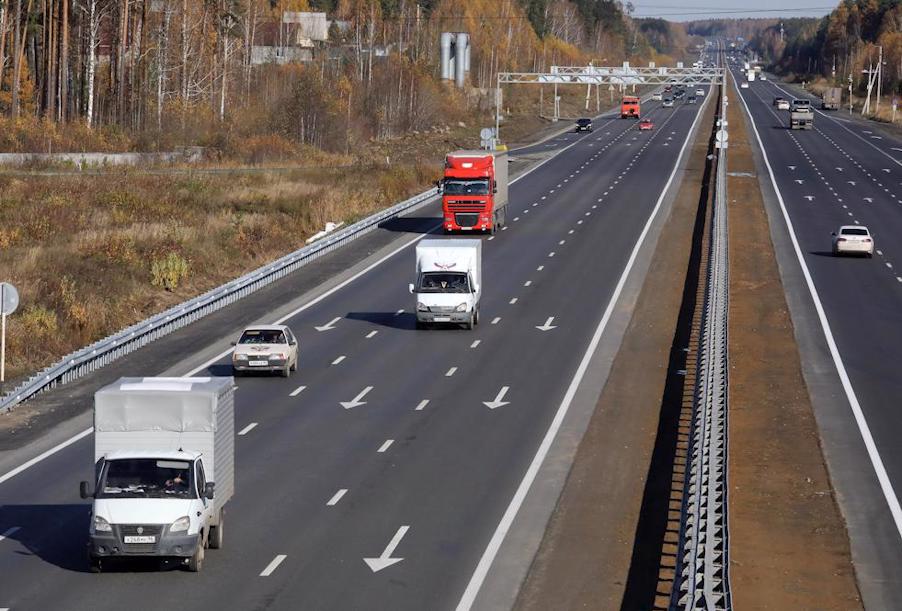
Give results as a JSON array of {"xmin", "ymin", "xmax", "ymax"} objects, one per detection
[
  {"xmin": 188, "ymin": 539, "xmax": 205, "ymax": 572},
  {"xmin": 209, "ymin": 511, "xmax": 224, "ymax": 550}
]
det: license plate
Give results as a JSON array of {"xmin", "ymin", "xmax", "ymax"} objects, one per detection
[
  {"xmin": 460, "ymin": 227, "xmax": 471, "ymax": 230},
  {"xmin": 124, "ymin": 535, "xmax": 156, "ymax": 543},
  {"xmin": 249, "ymin": 360, "xmax": 268, "ymax": 366},
  {"xmin": 434, "ymin": 316, "xmax": 451, "ymax": 322}
]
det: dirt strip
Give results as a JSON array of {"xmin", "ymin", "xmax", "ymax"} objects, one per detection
[
  {"xmin": 515, "ymin": 94, "xmax": 718, "ymax": 610},
  {"xmin": 726, "ymin": 75, "xmax": 862, "ymax": 609}
]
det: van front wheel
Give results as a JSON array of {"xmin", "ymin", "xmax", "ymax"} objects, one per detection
[{"xmin": 188, "ymin": 540, "xmax": 205, "ymax": 572}]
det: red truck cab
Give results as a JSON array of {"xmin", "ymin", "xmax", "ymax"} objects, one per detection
[
  {"xmin": 441, "ymin": 150, "xmax": 509, "ymax": 234},
  {"xmin": 621, "ymin": 96, "xmax": 641, "ymax": 119}
]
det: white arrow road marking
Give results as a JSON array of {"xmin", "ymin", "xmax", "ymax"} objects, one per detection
[
  {"xmin": 536, "ymin": 317, "xmax": 557, "ymax": 331},
  {"xmin": 484, "ymin": 386, "xmax": 511, "ymax": 410},
  {"xmin": 377, "ymin": 439, "xmax": 394, "ymax": 453},
  {"xmin": 364, "ymin": 526, "xmax": 409, "ymax": 573},
  {"xmin": 260, "ymin": 554, "xmax": 287, "ymax": 576},
  {"xmin": 238, "ymin": 423, "xmax": 258, "ymax": 436},
  {"xmin": 804, "ymin": 196, "xmax": 815, "ymax": 201},
  {"xmin": 0, "ymin": 527, "xmax": 21, "ymax": 542},
  {"xmin": 327, "ymin": 489, "xmax": 347, "ymax": 506},
  {"xmin": 415, "ymin": 400, "xmax": 430, "ymax": 411},
  {"xmin": 289, "ymin": 385, "xmax": 307, "ymax": 397},
  {"xmin": 314, "ymin": 317, "xmax": 341, "ymax": 332},
  {"xmin": 795, "ymin": 179, "xmax": 804, "ymax": 184},
  {"xmin": 341, "ymin": 386, "xmax": 373, "ymax": 409},
  {"xmin": 864, "ymin": 197, "xmax": 874, "ymax": 203}
]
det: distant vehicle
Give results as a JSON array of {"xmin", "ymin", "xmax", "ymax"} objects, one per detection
[
  {"xmin": 81, "ymin": 377, "xmax": 235, "ymax": 573},
  {"xmin": 822, "ymin": 87, "xmax": 842, "ymax": 110},
  {"xmin": 695, "ymin": 88, "xmax": 705, "ymax": 96},
  {"xmin": 411, "ymin": 239, "xmax": 481, "ymax": 329},
  {"xmin": 740, "ymin": 82, "xmax": 749, "ymax": 89},
  {"xmin": 674, "ymin": 89, "xmax": 685, "ymax": 99},
  {"xmin": 621, "ymin": 95, "xmax": 641, "ymax": 119},
  {"xmin": 791, "ymin": 99, "xmax": 811, "ymax": 112},
  {"xmin": 832, "ymin": 225, "xmax": 874, "ymax": 257},
  {"xmin": 790, "ymin": 106, "xmax": 813, "ymax": 129},
  {"xmin": 687, "ymin": 95, "xmax": 697, "ymax": 104},
  {"xmin": 759, "ymin": 74, "xmax": 767, "ymax": 80},
  {"xmin": 441, "ymin": 150, "xmax": 509, "ymax": 233},
  {"xmin": 575, "ymin": 118, "xmax": 593, "ymax": 132},
  {"xmin": 747, "ymin": 70, "xmax": 755, "ymax": 82},
  {"xmin": 662, "ymin": 96, "xmax": 674, "ymax": 107},
  {"xmin": 639, "ymin": 119, "xmax": 654, "ymax": 130},
  {"xmin": 777, "ymin": 99, "xmax": 790, "ymax": 110},
  {"xmin": 231, "ymin": 325, "xmax": 299, "ymax": 377},
  {"xmin": 652, "ymin": 92, "xmax": 663, "ymax": 101},
  {"xmin": 773, "ymin": 96, "xmax": 786, "ymax": 106}
]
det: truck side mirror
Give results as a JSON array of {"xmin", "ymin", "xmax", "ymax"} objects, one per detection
[
  {"xmin": 204, "ymin": 482, "xmax": 215, "ymax": 500},
  {"xmin": 80, "ymin": 481, "xmax": 94, "ymax": 499},
  {"xmin": 408, "ymin": 283, "xmax": 415, "ymax": 294},
  {"xmin": 435, "ymin": 180, "xmax": 442, "ymax": 193}
]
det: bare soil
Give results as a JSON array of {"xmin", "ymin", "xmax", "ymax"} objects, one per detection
[{"xmin": 726, "ymin": 74, "xmax": 862, "ymax": 609}]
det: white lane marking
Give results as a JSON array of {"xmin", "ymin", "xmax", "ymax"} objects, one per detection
[
  {"xmin": 314, "ymin": 316, "xmax": 342, "ymax": 332},
  {"xmin": 502, "ymin": 226, "xmax": 509, "ymax": 231},
  {"xmin": 524, "ymin": 280, "xmax": 532, "ymax": 287},
  {"xmin": 491, "ymin": 317, "xmax": 501, "ymax": 325},
  {"xmin": 568, "ymin": 229, "xmax": 575, "ymax": 235},
  {"xmin": 446, "ymin": 367, "xmax": 458, "ymax": 377},
  {"xmin": 487, "ymin": 236, "xmax": 495, "ymax": 241},
  {"xmin": 483, "ymin": 386, "xmax": 511, "ymax": 410},
  {"xmin": 736, "ymin": 79, "xmax": 902, "ymax": 549},
  {"xmin": 340, "ymin": 386, "xmax": 373, "ymax": 409},
  {"xmin": 535, "ymin": 317, "xmax": 557, "ymax": 332},
  {"xmin": 0, "ymin": 527, "xmax": 21, "ymax": 542},
  {"xmin": 415, "ymin": 400, "xmax": 430, "ymax": 411},
  {"xmin": 548, "ymin": 252, "xmax": 556, "ymax": 257},
  {"xmin": 514, "ymin": 217, "xmax": 520, "ymax": 222},
  {"xmin": 377, "ymin": 439, "xmax": 394, "ymax": 453},
  {"xmin": 395, "ymin": 309, "xmax": 404, "ymax": 316},
  {"xmin": 260, "ymin": 554, "xmax": 287, "ymax": 576},
  {"xmin": 509, "ymin": 298, "xmax": 518, "ymax": 305},
  {"xmin": 456, "ymin": 82, "xmax": 710, "ymax": 611},
  {"xmin": 238, "ymin": 423, "xmax": 258, "ymax": 436},
  {"xmin": 0, "ymin": 102, "xmax": 603, "ymax": 489},
  {"xmin": 366, "ymin": 330, "xmax": 378, "ymax": 339},
  {"xmin": 470, "ymin": 340, "xmax": 481, "ymax": 349},
  {"xmin": 327, "ymin": 489, "xmax": 348, "ymax": 506},
  {"xmin": 537, "ymin": 265, "xmax": 544, "ymax": 271},
  {"xmin": 559, "ymin": 240, "xmax": 566, "ymax": 245},
  {"xmin": 363, "ymin": 525, "xmax": 409, "ymax": 573},
  {"xmin": 289, "ymin": 385, "xmax": 307, "ymax": 397},
  {"xmin": 887, "ymin": 262, "xmax": 894, "ymax": 269},
  {"xmin": 332, "ymin": 355, "xmax": 346, "ymax": 365}
]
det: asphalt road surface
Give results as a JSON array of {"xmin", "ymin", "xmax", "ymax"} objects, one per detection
[{"xmin": 0, "ymin": 91, "xmax": 709, "ymax": 610}]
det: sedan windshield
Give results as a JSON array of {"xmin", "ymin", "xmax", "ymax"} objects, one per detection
[
  {"xmin": 239, "ymin": 330, "xmax": 286, "ymax": 344},
  {"xmin": 98, "ymin": 459, "xmax": 195, "ymax": 499},
  {"xmin": 418, "ymin": 272, "xmax": 470, "ymax": 293},
  {"xmin": 443, "ymin": 179, "xmax": 489, "ymax": 196}
]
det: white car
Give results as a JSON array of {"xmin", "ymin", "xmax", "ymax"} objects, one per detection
[
  {"xmin": 760, "ymin": 75, "xmax": 767, "ymax": 81},
  {"xmin": 695, "ymin": 88, "xmax": 705, "ymax": 96},
  {"xmin": 740, "ymin": 82, "xmax": 749, "ymax": 89},
  {"xmin": 652, "ymin": 92, "xmax": 663, "ymax": 101},
  {"xmin": 231, "ymin": 324, "xmax": 299, "ymax": 376},
  {"xmin": 832, "ymin": 225, "xmax": 874, "ymax": 257},
  {"xmin": 777, "ymin": 100, "xmax": 790, "ymax": 110}
]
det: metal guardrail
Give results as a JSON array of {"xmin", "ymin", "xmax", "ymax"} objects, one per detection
[
  {"xmin": 0, "ymin": 187, "xmax": 439, "ymax": 412},
  {"xmin": 671, "ymin": 53, "xmax": 732, "ymax": 611}
]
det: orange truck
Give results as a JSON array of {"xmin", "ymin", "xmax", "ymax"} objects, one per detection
[{"xmin": 621, "ymin": 95, "xmax": 641, "ymax": 119}]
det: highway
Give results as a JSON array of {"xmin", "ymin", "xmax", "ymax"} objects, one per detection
[
  {"xmin": 0, "ymin": 91, "xmax": 710, "ymax": 610},
  {"xmin": 732, "ymin": 66, "xmax": 902, "ymax": 606}
]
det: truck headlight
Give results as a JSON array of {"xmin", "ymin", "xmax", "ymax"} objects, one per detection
[
  {"xmin": 417, "ymin": 302, "xmax": 428, "ymax": 312},
  {"xmin": 93, "ymin": 515, "xmax": 112, "ymax": 533},
  {"xmin": 455, "ymin": 303, "xmax": 468, "ymax": 312},
  {"xmin": 170, "ymin": 516, "xmax": 190, "ymax": 533}
]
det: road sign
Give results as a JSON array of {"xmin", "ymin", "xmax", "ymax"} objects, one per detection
[
  {"xmin": 0, "ymin": 282, "xmax": 18, "ymax": 386},
  {"xmin": 715, "ymin": 129, "xmax": 729, "ymax": 149},
  {"xmin": 480, "ymin": 127, "xmax": 495, "ymax": 141}
]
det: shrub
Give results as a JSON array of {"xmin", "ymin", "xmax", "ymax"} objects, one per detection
[{"xmin": 150, "ymin": 253, "xmax": 189, "ymax": 291}]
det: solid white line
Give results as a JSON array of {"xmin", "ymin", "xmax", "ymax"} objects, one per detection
[
  {"xmin": 455, "ymin": 85, "xmax": 710, "ymax": 611},
  {"xmin": 736, "ymin": 78, "xmax": 902, "ymax": 545},
  {"xmin": 377, "ymin": 439, "xmax": 394, "ymax": 453},
  {"xmin": 445, "ymin": 367, "xmax": 457, "ymax": 377},
  {"xmin": 491, "ymin": 317, "xmax": 501, "ymax": 325},
  {"xmin": 289, "ymin": 385, "xmax": 307, "ymax": 397},
  {"xmin": 470, "ymin": 340, "xmax": 481, "ymax": 349},
  {"xmin": 0, "ymin": 527, "xmax": 21, "ymax": 542},
  {"xmin": 331, "ymin": 355, "xmax": 346, "ymax": 365},
  {"xmin": 0, "ymin": 427, "xmax": 93, "ymax": 486},
  {"xmin": 238, "ymin": 423, "xmax": 258, "ymax": 436},
  {"xmin": 366, "ymin": 330, "xmax": 378, "ymax": 338},
  {"xmin": 415, "ymin": 400, "xmax": 430, "ymax": 411},
  {"xmin": 326, "ymin": 489, "xmax": 348, "ymax": 506},
  {"xmin": 260, "ymin": 554, "xmax": 287, "ymax": 576}
]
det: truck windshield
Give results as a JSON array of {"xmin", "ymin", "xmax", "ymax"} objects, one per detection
[
  {"xmin": 98, "ymin": 459, "xmax": 196, "ymax": 499},
  {"xmin": 418, "ymin": 272, "xmax": 470, "ymax": 293},
  {"xmin": 443, "ymin": 179, "xmax": 489, "ymax": 195}
]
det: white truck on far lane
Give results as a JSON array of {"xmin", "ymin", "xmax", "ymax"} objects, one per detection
[
  {"xmin": 410, "ymin": 239, "xmax": 482, "ymax": 330},
  {"xmin": 80, "ymin": 377, "xmax": 235, "ymax": 573}
]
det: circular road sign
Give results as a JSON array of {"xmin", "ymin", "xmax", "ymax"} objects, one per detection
[
  {"xmin": 0, "ymin": 282, "xmax": 19, "ymax": 315},
  {"xmin": 480, "ymin": 128, "xmax": 495, "ymax": 141}
]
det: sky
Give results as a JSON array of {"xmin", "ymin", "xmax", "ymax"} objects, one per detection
[{"xmin": 630, "ymin": 0, "xmax": 836, "ymax": 21}]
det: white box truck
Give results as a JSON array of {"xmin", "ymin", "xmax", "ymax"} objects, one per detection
[
  {"xmin": 409, "ymin": 239, "xmax": 481, "ymax": 329},
  {"xmin": 80, "ymin": 377, "xmax": 235, "ymax": 573}
]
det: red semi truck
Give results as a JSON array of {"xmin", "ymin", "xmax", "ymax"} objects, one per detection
[
  {"xmin": 441, "ymin": 150, "xmax": 509, "ymax": 234},
  {"xmin": 621, "ymin": 95, "xmax": 641, "ymax": 119}
]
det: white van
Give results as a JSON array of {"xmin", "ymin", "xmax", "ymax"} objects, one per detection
[{"xmin": 410, "ymin": 239, "xmax": 482, "ymax": 329}]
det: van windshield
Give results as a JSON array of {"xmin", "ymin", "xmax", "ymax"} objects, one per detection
[
  {"xmin": 443, "ymin": 179, "xmax": 489, "ymax": 195},
  {"xmin": 418, "ymin": 272, "xmax": 470, "ymax": 293},
  {"xmin": 98, "ymin": 458, "xmax": 196, "ymax": 499}
]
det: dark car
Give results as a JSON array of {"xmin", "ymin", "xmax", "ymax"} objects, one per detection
[
  {"xmin": 575, "ymin": 118, "xmax": 593, "ymax": 133},
  {"xmin": 688, "ymin": 96, "xmax": 697, "ymax": 104}
]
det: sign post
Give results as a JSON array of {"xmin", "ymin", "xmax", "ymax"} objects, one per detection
[{"xmin": 0, "ymin": 282, "xmax": 20, "ymax": 392}]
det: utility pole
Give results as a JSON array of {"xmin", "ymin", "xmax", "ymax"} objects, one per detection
[
  {"xmin": 876, "ymin": 45, "xmax": 883, "ymax": 114},
  {"xmin": 780, "ymin": 22, "xmax": 784, "ymax": 43}
]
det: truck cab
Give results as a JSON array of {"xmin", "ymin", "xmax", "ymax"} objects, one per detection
[
  {"xmin": 441, "ymin": 151, "xmax": 509, "ymax": 233},
  {"xmin": 621, "ymin": 96, "xmax": 641, "ymax": 119}
]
